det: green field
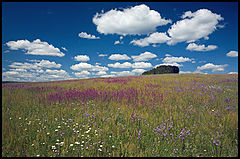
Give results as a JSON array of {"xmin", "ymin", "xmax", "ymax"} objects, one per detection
[{"xmin": 2, "ymin": 74, "xmax": 238, "ymax": 157}]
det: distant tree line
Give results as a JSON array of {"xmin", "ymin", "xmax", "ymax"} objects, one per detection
[{"xmin": 142, "ymin": 65, "xmax": 179, "ymax": 75}]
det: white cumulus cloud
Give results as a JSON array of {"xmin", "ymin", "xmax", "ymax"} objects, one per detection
[
  {"xmin": 132, "ymin": 69, "xmax": 146, "ymax": 74},
  {"xmin": 108, "ymin": 54, "xmax": 131, "ymax": 60},
  {"xmin": 45, "ymin": 69, "xmax": 68, "ymax": 76},
  {"xmin": 162, "ymin": 56, "xmax": 193, "ymax": 63},
  {"xmin": 61, "ymin": 47, "xmax": 67, "ymax": 51},
  {"xmin": 6, "ymin": 39, "xmax": 65, "ymax": 57},
  {"xmin": 130, "ymin": 32, "xmax": 171, "ymax": 47},
  {"xmin": 186, "ymin": 43, "xmax": 218, "ymax": 51},
  {"xmin": 226, "ymin": 51, "xmax": 238, "ymax": 57},
  {"xmin": 93, "ymin": 4, "xmax": 172, "ymax": 35},
  {"xmin": 73, "ymin": 71, "xmax": 91, "ymax": 77},
  {"xmin": 155, "ymin": 63, "xmax": 183, "ymax": 68},
  {"xmin": 78, "ymin": 32, "xmax": 100, "ymax": 39},
  {"xmin": 98, "ymin": 54, "xmax": 108, "ymax": 57},
  {"xmin": 108, "ymin": 62, "xmax": 132, "ymax": 68},
  {"xmin": 132, "ymin": 62, "xmax": 152, "ymax": 68},
  {"xmin": 70, "ymin": 62, "xmax": 109, "ymax": 72},
  {"xmin": 196, "ymin": 63, "xmax": 228, "ymax": 72},
  {"xmin": 167, "ymin": 9, "xmax": 224, "ymax": 45},
  {"xmin": 74, "ymin": 55, "xmax": 90, "ymax": 61},
  {"xmin": 131, "ymin": 51, "xmax": 157, "ymax": 61},
  {"xmin": 94, "ymin": 71, "xmax": 107, "ymax": 76}
]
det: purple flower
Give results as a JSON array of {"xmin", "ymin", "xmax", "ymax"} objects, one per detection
[{"xmin": 131, "ymin": 114, "xmax": 136, "ymax": 121}]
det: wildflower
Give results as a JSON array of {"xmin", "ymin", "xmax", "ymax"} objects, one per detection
[
  {"xmin": 112, "ymin": 145, "xmax": 115, "ymax": 148},
  {"xmin": 98, "ymin": 148, "xmax": 102, "ymax": 151},
  {"xmin": 75, "ymin": 142, "xmax": 80, "ymax": 145},
  {"xmin": 70, "ymin": 144, "xmax": 73, "ymax": 147},
  {"xmin": 55, "ymin": 129, "xmax": 58, "ymax": 132},
  {"xmin": 58, "ymin": 126, "xmax": 61, "ymax": 128},
  {"xmin": 19, "ymin": 117, "xmax": 21, "ymax": 120},
  {"xmin": 52, "ymin": 145, "xmax": 56, "ymax": 150},
  {"xmin": 81, "ymin": 145, "xmax": 83, "ymax": 147},
  {"xmin": 47, "ymin": 132, "xmax": 50, "ymax": 135},
  {"xmin": 100, "ymin": 145, "xmax": 103, "ymax": 147},
  {"xmin": 36, "ymin": 155, "xmax": 40, "ymax": 157}
]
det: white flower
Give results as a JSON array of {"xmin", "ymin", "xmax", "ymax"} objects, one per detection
[
  {"xmin": 52, "ymin": 145, "xmax": 56, "ymax": 149},
  {"xmin": 100, "ymin": 145, "xmax": 103, "ymax": 147},
  {"xmin": 55, "ymin": 129, "xmax": 58, "ymax": 132},
  {"xmin": 56, "ymin": 139, "xmax": 59, "ymax": 142},
  {"xmin": 98, "ymin": 148, "xmax": 102, "ymax": 151},
  {"xmin": 36, "ymin": 155, "xmax": 40, "ymax": 157},
  {"xmin": 81, "ymin": 145, "xmax": 83, "ymax": 147},
  {"xmin": 47, "ymin": 132, "xmax": 50, "ymax": 135},
  {"xmin": 112, "ymin": 145, "xmax": 115, "ymax": 148},
  {"xmin": 70, "ymin": 144, "xmax": 73, "ymax": 146},
  {"xmin": 58, "ymin": 126, "xmax": 61, "ymax": 128},
  {"xmin": 75, "ymin": 142, "xmax": 80, "ymax": 145},
  {"xmin": 19, "ymin": 117, "xmax": 21, "ymax": 120},
  {"xmin": 82, "ymin": 141, "xmax": 84, "ymax": 143}
]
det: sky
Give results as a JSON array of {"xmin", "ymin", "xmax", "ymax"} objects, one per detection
[{"xmin": 2, "ymin": 2, "xmax": 238, "ymax": 82}]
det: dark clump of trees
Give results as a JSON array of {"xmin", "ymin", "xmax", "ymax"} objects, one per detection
[{"xmin": 142, "ymin": 65, "xmax": 179, "ymax": 75}]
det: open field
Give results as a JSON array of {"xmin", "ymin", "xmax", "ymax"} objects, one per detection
[{"xmin": 2, "ymin": 74, "xmax": 238, "ymax": 157}]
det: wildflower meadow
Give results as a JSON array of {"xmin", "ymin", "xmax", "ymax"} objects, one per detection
[{"xmin": 2, "ymin": 74, "xmax": 238, "ymax": 157}]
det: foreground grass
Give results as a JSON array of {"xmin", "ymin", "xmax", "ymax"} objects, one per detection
[{"xmin": 2, "ymin": 74, "xmax": 238, "ymax": 157}]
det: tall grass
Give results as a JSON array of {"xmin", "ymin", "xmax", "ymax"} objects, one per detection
[{"xmin": 2, "ymin": 74, "xmax": 238, "ymax": 157}]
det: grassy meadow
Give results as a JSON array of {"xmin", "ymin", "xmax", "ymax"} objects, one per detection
[{"xmin": 2, "ymin": 74, "xmax": 238, "ymax": 157}]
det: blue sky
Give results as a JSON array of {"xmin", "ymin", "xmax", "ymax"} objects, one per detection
[{"xmin": 2, "ymin": 2, "xmax": 238, "ymax": 82}]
